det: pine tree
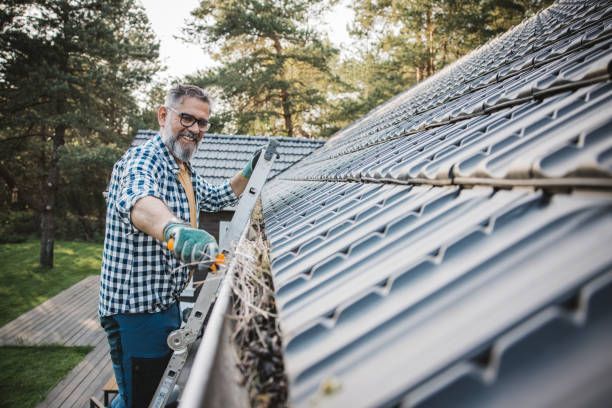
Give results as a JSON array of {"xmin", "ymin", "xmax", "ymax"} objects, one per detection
[
  {"xmin": 187, "ymin": 0, "xmax": 341, "ymax": 137},
  {"xmin": 335, "ymin": 0, "xmax": 554, "ymax": 122},
  {"xmin": 0, "ymin": 0, "xmax": 160, "ymax": 267}
]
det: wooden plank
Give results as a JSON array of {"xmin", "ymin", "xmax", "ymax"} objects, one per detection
[
  {"xmin": 40, "ymin": 338, "xmax": 109, "ymax": 408},
  {"xmin": 25, "ymin": 288, "xmax": 97, "ymax": 344},
  {"xmin": 6, "ymin": 303, "xmax": 94, "ymax": 345},
  {"xmin": 104, "ymin": 375, "xmax": 118, "ymax": 393},
  {"xmin": 63, "ymin": 358, "xmax": 113, "ymax": 408},
  {"xmin": 88, "ymin": 367, "xmax": 115, "ymax": 408},
  {"xmin": 66, "ymin": 326, "xmax": 104, "ymax": 349},
  {"xmin": 61, "ymin": 306, "xmax": 101, "ymax": 345},
  {"xmin": 96, "ymin": 371, "xmax": 116, "ymax": 406},
  {"xmin": 50, "ymin": 357, "xmax": 110, "ymax": 408},
  {"xmin": 4, "ymin": 274, "xmax": 150, "ymax": 407},
  {"xmin": 64, "ymin": 318, "xmax": 101, "ymax": 347},
  {"xmin": 32, "ymin": 300, "xmax": 100, "ymax": 346},
  {"xmin": 66, "ymin": 319, "xmax": 105, "ymax": 348},
  {"xmin": 2, "ymin": 276, "xmax": 98, "ymax": 335},
  {"xmin": 61, "ymin": 304, "xmax": 102, "ymax": 345},
  {"xmin": 75, "ymin": 362, "xmax": 113, "ymax": 407},
  {"xmin": 0, "ymin": 276, "xmax": 100, "ymax": 346},
  {"xmin": 0, "ymin": 289, "xmax": 83, "ymax": 340},
  {"xmin": 41, "ymin": 344, "xmax": 105, "ymax": 407},
  {"xmin": 91, "ymin": 367, "xmax": 115, "ymax": 407},
  {"xmin": 0, "ymin": 277, "xmax": 95, "ymax": 340},
  {"xmin": 41, "ymin": 344, "xmax": 108, "ymax": 407}
]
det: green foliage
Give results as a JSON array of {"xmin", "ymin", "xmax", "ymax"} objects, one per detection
[
  {"xmin": 128, "ymin": 83, "xmax": 168, "ymax": 139},
  {"xmin": 182, "ymin": 0, "xmax": 553, "ymax": 138},
  {"xmin": 0, "ymin": 240, "xmax": 102, "ymax": 326},
  {"xmin": 333, "ymin": 0, "xmax": 555, "ymax": 122},
  {"xmin": 0, "ymin": 0, "xmax": 160, "ymax": 136},
  {"xmin": 0, "ymin": 346, "xmax": 92, "ymax": 408},
  {"xmin": 58, "ymin": 144, "xmax": 122, "ymax": 240},
  {"xmin": 0, "ymin": 0, "xmax": 161, "ymax": 264},
  {"xmin": 187, "ymin": 0, "xmax": 343, "ymax": 137},
  {"xmin": 0, "ymin": 210, "xmax": 38, "ymax": 243},
  {"xmin": 317, "ymin": 54, "xmax": 406, "ymax": 135}
]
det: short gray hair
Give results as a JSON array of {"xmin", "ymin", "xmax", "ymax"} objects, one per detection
[{"xmin": 164, "ymin": 84, "xmax": 211, "ymax": 112}]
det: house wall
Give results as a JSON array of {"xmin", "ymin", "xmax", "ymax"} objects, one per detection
[{"xmin": 199, "ymin": 210, "xmax": 234, "ymax": 241}]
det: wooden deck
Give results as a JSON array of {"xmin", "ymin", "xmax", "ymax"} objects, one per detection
[
  {"xmin": 37, "ymin": 337, "xmax": 113, "ymax": 408},
  {"xmin": 0, "ymin": 275, "xmax": 115, "ymax": 407},
  {"xmin": 0, "ymin": 275, "xmax": 103, "ymax": 347}
]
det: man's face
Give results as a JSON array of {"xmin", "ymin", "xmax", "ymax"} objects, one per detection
[{"xmin": 158, "ymin": 97, "xmax": 210, "ymax": 163}]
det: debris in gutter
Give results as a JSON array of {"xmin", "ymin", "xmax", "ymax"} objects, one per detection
[{"xmin": 228, "ymin": 201, "xmax": 288, "ymax": 407}]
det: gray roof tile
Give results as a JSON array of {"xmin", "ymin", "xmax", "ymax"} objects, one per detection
[
  {"xmin": 260, "ymin": 1, "xmax": 612, "ymax": 406},
  {"xmin": 132, "ymin": 132, "xmax": 324, "ymax": 184},
  {"xmin": 264, "ymin": 181, "xmax": 612, "ymax": 407}
]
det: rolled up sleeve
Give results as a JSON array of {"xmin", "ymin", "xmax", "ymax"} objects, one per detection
[
  {"xmin": 116, "ymin": 151, "xmax": 164, "ymax": 226},
  {"xmin": 197, "ymin": 178, "xmax": 239, "ymax": 212}
]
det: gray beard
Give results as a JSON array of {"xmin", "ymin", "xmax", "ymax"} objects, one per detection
[{"xmin": 162, "ymin": 130, "xmax": 198, "ymax": 162}]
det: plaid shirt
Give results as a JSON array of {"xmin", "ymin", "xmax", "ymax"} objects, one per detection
[{"xmin": 99, "ymin": 134, "xmax": 238, "ymax": 317}]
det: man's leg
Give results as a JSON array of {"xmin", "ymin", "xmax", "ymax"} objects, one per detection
[
  {"xmin": 101, "ymin": 314, "xmax": 128, "ymax": 408},
  {"xmin": 101, "ymin": 303, "xmax": 181, "ymax": 408}
]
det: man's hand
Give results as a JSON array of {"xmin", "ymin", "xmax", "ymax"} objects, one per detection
[
  {"xmin": 241, "ymin": 149, "xmax": 262, "ymax": 179},
  {"xmin": 163, "ymin": 222, "xmax": 218, "ymax": 265}
]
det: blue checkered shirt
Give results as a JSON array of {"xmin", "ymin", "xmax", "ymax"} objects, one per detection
[{"xmin": 99, "ymin": 134, "xmax": 238, "ymax": 317}]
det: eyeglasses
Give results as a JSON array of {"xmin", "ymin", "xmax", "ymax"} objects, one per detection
[{"xmin": 166, "ymin": 106, "xmax": 211, "ymax": 132}]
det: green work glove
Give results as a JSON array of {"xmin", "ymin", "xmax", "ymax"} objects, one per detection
[
  {"xmin": 241, "ymin": 149, "xmax": 262, "ymax": 178},
  {"xmin": 163, "ymin": 222, "xmax": 218, "ymax": 265}
]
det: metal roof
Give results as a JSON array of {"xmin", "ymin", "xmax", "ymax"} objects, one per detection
[
  {"xmin": 133, "ymin": 130, "xmax": 324, "ymax": 185},
  {"xmin": 261, "ymin": 1, "xmax": 612, "ymax": 406}
]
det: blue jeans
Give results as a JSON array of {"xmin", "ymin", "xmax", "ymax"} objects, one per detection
[{"xmin": 100, "ymin": 303, "xmax": 181, "ymax": 408}]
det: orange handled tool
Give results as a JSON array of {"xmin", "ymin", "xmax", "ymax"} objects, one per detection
[
  {"xmin": 209, "ymin": 252, "xmax": 225, "ymax": 273},
  {"xmin": 166, "ymin": 238, "xmax": 225, "ymax": 272}
]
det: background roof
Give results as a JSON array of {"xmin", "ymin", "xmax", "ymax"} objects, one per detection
[
  {"xmin": 261, "ymin": 1, "xmax": 612, "ymax": 407},
  {"xmin": 133, "ymin": 130, "xmax": 324, "ymax": 185}
]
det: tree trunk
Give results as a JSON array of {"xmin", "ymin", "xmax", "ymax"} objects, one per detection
[
  {"xmin": 441, "ymin": 39, "xmax": 448, "ymax": 67},
  {"xmin": 281, "ymin": 87, "xmax": 293, "ymax": 137},
  {"xmin": 427, "ymin": 7, "xmax": 435, "ymax": 77},
  {"xmin": 272, "ymin": 35, "xmax": 294, "ymax": 136},
  {"xmin": 39, "ymin": 124, "xmax": 65, "ymax": 268}
]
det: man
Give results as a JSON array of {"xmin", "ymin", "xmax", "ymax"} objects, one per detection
[{"xmin": 99, "ymin": 84, "xmax": 260, "ymax": 408}]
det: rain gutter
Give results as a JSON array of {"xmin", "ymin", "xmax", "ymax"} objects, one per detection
[{"xmin": 180, "ymin": 226, "xmax": 249, "ymax": 408}]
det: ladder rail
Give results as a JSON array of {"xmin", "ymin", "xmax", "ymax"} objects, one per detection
[
  {"xmin": 179, "ymin": 226, "xmax": 246, "ymax": 408},
  {"xmin": 149, "ymin": 140, "xmax": 279, "ymax": 408}
]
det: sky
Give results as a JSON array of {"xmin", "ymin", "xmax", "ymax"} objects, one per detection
[{"xmin": 139, "ymin": 1, "xmax": 354, "ymax": 80}]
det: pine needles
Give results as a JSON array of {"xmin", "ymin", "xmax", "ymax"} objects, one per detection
[{"xmin": 229, "ymin": 204, "xmax": 288, "ymax": 407}]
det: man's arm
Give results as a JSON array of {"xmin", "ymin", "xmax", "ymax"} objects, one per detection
[
  {"xmin": 229, "ymin": 148, "xmax": 262, "ymax": 196},
  {"xmin": 131, "ymin": 145, "xmax": 260, "ymax": 229},
  {"xmin": 130, "ymin": 196, "xmax": 178, "ymax": 242},
  {"xmin": 131, "ymin": 196, "xmax": 218, "ymax": 264},
  {"xmin": 196, "ymin": 149, "xmax": 262, "ymax": 211},
  {"xmin": 229, "ymin": 172, "xmax": 249, "ymax": 197}
]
